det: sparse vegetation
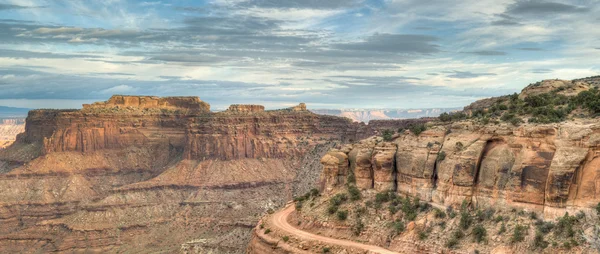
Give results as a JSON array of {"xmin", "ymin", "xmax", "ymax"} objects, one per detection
[
  {"xmin": 336, "ymin": 210, "xmax": 348, "ymax": 220},
  {"xmin": 282, "ymin": 236, "xmax": 289, "ymax": 242},
  {"xmin": 322, "ymin": 247, "xmax": 330, "ymax": 253},
  {"xmin": 437, "ymin": 151, "xmax": 446, "ymax": 162},
  {"xmin": 511, "ymin": 225, "xmax": 527, "ymax": 243},
  {"xmin": 382, "ymin": 129, "xmax": 394, "ymax": 141},
  {"xmin": 408, "ymin": 123, "xmax": 427, "ymax": 136},
  {"xmin": 472, "ymin": 224, "xmax": 487, "ymax": 243},
  {"xmin": 264, "ymin": 228, "xmax": 271, "ymax": 234},
  {"xmin": 348, "ymin": 185, "xmax": 361, "ymax": 201}
]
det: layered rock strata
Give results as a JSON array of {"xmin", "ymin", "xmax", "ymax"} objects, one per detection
[
  {"xmin": 320, "ymin": 120, "xmax": 600, "ymax": 218},
  {"xmin": 0, "ymin": 95, "xmax": 370, "ymax": 253}
]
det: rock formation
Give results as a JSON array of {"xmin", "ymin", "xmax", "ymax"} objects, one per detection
[
  {"xmin": 0, "ymin": 95, "xmax": 369, "ymax": 253},
  {"xmin": 319, "ymin": 117, "xmax": 600, "ymax": 220}
]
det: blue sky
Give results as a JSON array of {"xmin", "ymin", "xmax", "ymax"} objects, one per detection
[{"xmin": 0, "ymin": 0, "xmax": 598, "ymax": 110}]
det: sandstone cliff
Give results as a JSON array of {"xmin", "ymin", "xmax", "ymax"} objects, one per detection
[{"xmin": 0, "ymin": 96, "xmax": 368, "ymax": 253}]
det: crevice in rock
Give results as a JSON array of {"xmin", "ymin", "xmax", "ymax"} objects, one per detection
[
  {"xmin": 392, "ymin": 143, "xmax": 398, "ymax": 192},
  {"xmin": 474, "ymin": 139, "xmax": 492, "ymax": 186}
]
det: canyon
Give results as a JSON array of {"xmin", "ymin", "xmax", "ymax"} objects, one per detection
[
  {"xmin": 248, "ymin": 78, "xmax": 600, "ymax": 254},
  {"xmin": 0, "ymin": 95, "xmax": 377, "ymax": 253}
]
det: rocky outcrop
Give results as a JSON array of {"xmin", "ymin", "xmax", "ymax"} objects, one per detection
[
  {"xmin": 320, "ymin": 120, "xmax": 600, "ymax": 219},
  {"xmin": 0, "ymin": 96, "xmax": 368, "ymax": 253}
]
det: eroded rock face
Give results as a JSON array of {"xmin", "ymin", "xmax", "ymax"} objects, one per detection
[
  {"xmin": 0, "ymin": 96, "xmax": 368, "ymax": 253},
  {"xmin": 320, "ymin": 120, "xmax": 600, "ymax": 218}
]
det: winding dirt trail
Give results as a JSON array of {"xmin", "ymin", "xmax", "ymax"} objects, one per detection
[{"xmin": 271, "ymin": 205, "xmax": 400, "ymax": 254}]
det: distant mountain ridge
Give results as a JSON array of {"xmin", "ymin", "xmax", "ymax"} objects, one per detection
[
  {"xmin": 310, "ymin": 107, "xmax": 461, "ymax": 123},
  {"xmin": 0, "ymin": 106, "xmax": 30, "ymax": 118}
]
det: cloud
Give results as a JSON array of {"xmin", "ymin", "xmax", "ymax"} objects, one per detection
[
  {"xmin": 0, "ymin": 49, "xmax": 102, "ymax": 59},
  {"xmin": 99, "ymin": 85, "xmax": 138, "ymax": 94},
  {"xmin": 333, "ymin": 34, "xmax": 439, "ymax": 54},
  {"xmin": 518, "ymin": 47, "xmax": 544, "ymax": 51},
  {"xmin": 0, "ymin": 3, "xmax": 44, "ymax": 11},
  {"xmin": 445, "ymin": 71, "xmax": 497, "ymax": 79},
  {"xmin": 463, "ymin": 50, "xmax": 507, "ymax": 56},
  {"xmin": 530, "ymin": 68, "xmax": 553, "ymax": 74},
  {"xmin": 236, "ymin": 0, "xmax": 363, "ymax": 9},
  {"xmin": 506, "ymin": 1, "xmax": 589, "ymax": 15}
]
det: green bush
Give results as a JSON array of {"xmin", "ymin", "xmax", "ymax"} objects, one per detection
[
  {"xmin": 535, "ymin": 220, "xmax": 554, "ymax": 234},
  {"xmin": 472, "ymin": 225, "xmax": 487, "ymax": 243},
  {"xmin": 382, "ymin": 129, "xmax": 394, "ymax": 141},
  {"xmin": 498, "ymin": 223, "xmax": 506, "ymax": 234},
  {"xmin": 596, "ymin": 202, "xmax": 600, "ymax": 215},
  {"xmin": 336, "ymin": 210, "xmax": 348, "ymax": 220},
  {"xmin": 511, "ymin": 225, "xmax": 527, "ymax": 243},
  {"xmin": 418, "ymin": 230, "xmax": 428, "ymax": 240},
  {"xmin": 434, "ymin": 208, "xmax": 446, "ymax": 219},
  {"xmin": 330, "ymin": 193, "xmax": 348, "ymax": 206},
  {"xmin": 264, "ymin": 228, "xmax": 271, "ymax": 234},
  {"xmin": 348, "ymin": 185, "xmax": 361, "ymax": 201},
  {"xmin": 460, "ymin": 211, "xmax": 472, "ymax": 230},
  {"xmin": 322, "ymin": 247, "xmax": 330, "ymax": 253},
  {"xmin": 494, "ymin": 215, "xmax": 504, "ymax": 223},
  {"xmin": 392, "ymin": 220, "xmax": 405, "ymax": 235},
  {"xmin": 437, "ymin": 151, "xmax": 446, "ymax": 162},
  {"xmin": 327, "ymin": 205, "xmax": 338, "ymax": 214},
  {"xmin": 295, "ymin": 201, "xmax": 303, "ymax": 210},
  {"xmin": 282, "ymin": 236, "xmax": 289, "ymax": 242},
  {"xmin": 353, "ymin": 218, "xmax": 364, "ymax": 236},
  {"xmin": 445, "ymin": 237, "xmax": 459, "ymax": 248},
  {"xmin": 533, "ymin": 232, "xmax": 548, "ymax": 249},
  {"xmin": 555, "ymin": 212, "xmax": 577, "ymax": 237},
  {"xmin": 409, "ymin": 123, "xmax": 427, "ymax": 136},
  {"xmin": 310, "ymin": 188, "xmax": 319, "ymax": 197}
]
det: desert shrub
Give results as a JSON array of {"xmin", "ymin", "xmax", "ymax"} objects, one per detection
[
  {"xmin": 511, "ymin": 225, "xmax": 527, "ymax": 243},
  {"xmin": 498, "ymin": 223, "xmax": 506, "ymax": 234},
  {"xmin": 439, "ymin": 112, "xmax": 451, "ymax": 122},
  {"xmin": 494, "ymin": 215, "xmax": 504, "ymax": 223},
  {"xmin": 409, "ymin": 123, "xmax": 427, "ymax": 136},
  {"xmin": 337, "ymin": 210, "xmax": 348, "ymax": 220},
  {"xmin": 327, "ymin": 205, "xmax": 338, "ymax": 214},
  {"xmin": 596, "ymin": 202, "xmax": 600, "ymax": 215},
  {"xmin": 555, "ymin": 212, "xmax": 577, "ymax": 237},
  {"xmin": 264, "ymin": 228, "xmax": 271, "ymax": 234},
  {"xmin": 295, "ymin": 201, "xmax": 303, "ymax": 210},
  {"xmin": 418, "ymin": 230, "xmax": 428, "ymax": 240},
  {"xmin": 445, "ymin": 237, "xmax": 459, "ymax": 248},
  {"xmin": 375, "ymin": 191, "xmax": 394, "ymax": 204},
  {"xmin": 472, "ymin": 225, "xmax": 487, "ymax": 243},
  {"xmin": 533, "ymin": 232, "xmax": 548, "ymax": 249},
  {"xmin": 437, "ymin": 151, "xmax": 446, "ymax": 162},
  {"xmin": 347, "ymin": 172, "xmax": 356, "ymax": 184},
  {"xmin": 530, "ymin": 211, "xmax": 538, "ymax": 220},
  {"xmin": 382, "ymin": 129, "xmax": 394, "ymax": 141},
  {"xmin": 330, "ymin": 193, "xmax": 347, "ymax": 206},
  {"xmin": 353, "ymin": 218, "xmax": 364, "ymax": 236},
  {"xmin": 460, "ymin": 211, "xmax": 472, "ymax": 230},
  {"xmin": 310, "ymin": 188, "xmax": 319, "ymax": 197},
  {"xmin": 282, "ymin": 236, "xmax": 289, "ymax": 242},
  {"xmin": 348, "ymin": 185, "xmax": 361, "ymax": 201},
  {"xmin": 535, "ymin": 220, "xmax": 554, "ymax": 234},
  {"xmin": 434, "ymin": 208, "xmax": 446, "ymax": 219},
  {"xmin": 392, "ymin": 220, "xmax": 405, "ymax": 235},
  {"xmin": 388, "ymin": 205, "xmax": 399, "ymax": 214},
  {"xmin": 322, "ymin": 247, "xmax": 330, "ymax": 253}
]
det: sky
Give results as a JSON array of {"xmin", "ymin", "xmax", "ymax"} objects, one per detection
[{"xmin": 0, "ymin": 0, "xmax": 598, "ymax": 110}]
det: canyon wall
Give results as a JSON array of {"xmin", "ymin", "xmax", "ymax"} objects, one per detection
[
  {"xmin": 0, "ymin": 118, "xmax": 25, "ymax": 149},
  {"xmin": 0, "ymin": 96, "xmax": 369, "ymax": 253},
  {"xmin": 320, "ymin": 120, "xmax": 600, "ymax": 219}
]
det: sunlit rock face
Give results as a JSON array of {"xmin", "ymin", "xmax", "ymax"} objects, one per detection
[
  {"xmin": 0, "ymin": 96, "xmax": 372, "ymax": 253},
  {"xmin": 320, "ymin": 120, "xmax": 600, "ymax": 219}
]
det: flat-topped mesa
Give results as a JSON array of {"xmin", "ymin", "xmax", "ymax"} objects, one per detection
[
  {"xmin": 226, "ymin": 104, "xmax": 265, "ymax": 113},
  {"xmin": 83, "ymin": 95, "xmax": 210, "ymax": 112}
]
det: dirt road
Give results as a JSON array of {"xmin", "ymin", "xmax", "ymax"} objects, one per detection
[{"xmin": 271, "ymin": 205, "xmax": 400, "ymax": 254}]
